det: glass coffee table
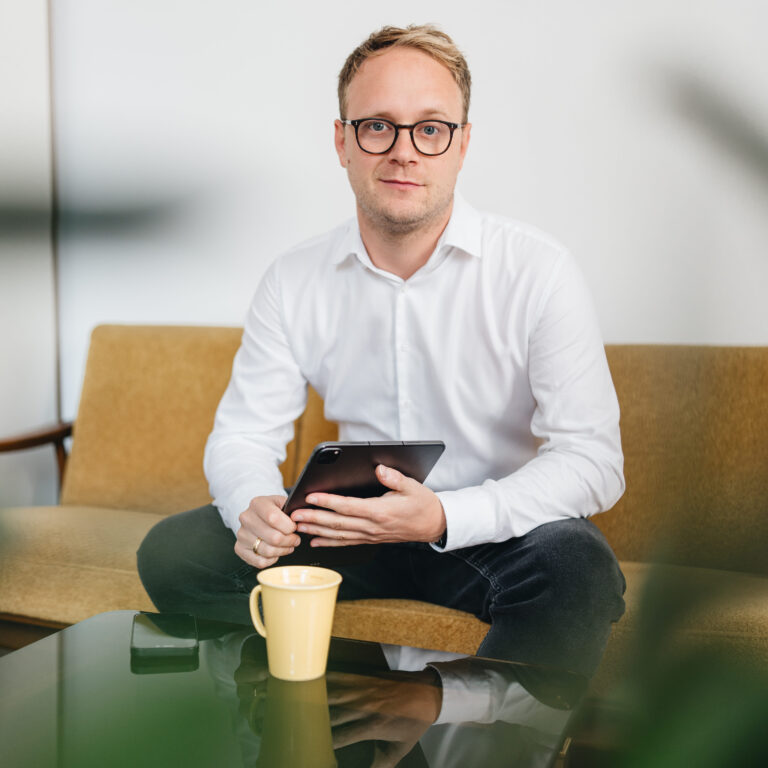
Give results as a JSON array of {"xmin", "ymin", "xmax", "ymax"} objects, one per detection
[{"xmin": 0, "ymin": 611, "xmax": 587, "ymax": 767}]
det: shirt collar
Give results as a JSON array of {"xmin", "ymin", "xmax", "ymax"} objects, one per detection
[
  {"xmin": 333, "ymin": 220, "xmax": 369, "ymax": 265},
  {"xmin": 439, "ymin": 192, "xmax": 483, "ymax": 260},
  {"xmin": 332, "ymin": 191, "xmax": 484, "ymax": 267}
]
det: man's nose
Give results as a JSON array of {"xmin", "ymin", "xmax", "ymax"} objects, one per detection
[{"xmin": 388, "ymin": 128, "xmax": 418, "ymax": 162}]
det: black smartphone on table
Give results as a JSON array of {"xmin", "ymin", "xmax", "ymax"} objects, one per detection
[
  {"xmin": 280, "ymin": 440, "xmax": 445, "ymax": 567},
  {"xmin": 130, "ymin": 612, "xmax": 199, "ymax": 674}
]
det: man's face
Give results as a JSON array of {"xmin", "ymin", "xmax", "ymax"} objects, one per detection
[{"xmin": 334, "ymin": 47, "xmax": 471, "ymax": 235}]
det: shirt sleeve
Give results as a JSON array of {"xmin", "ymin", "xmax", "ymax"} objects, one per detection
[
  {"xmin": 380, "ymin": 647, "xmax": 570, "ymax": 732},
  {"xmin": 434, "ymin": 251, "xmax": 624, "ymax": 550},
  {"xmin": 428, "ymin": 659, "xmax": 570, "ymax": 734},
  {"xmin": 203, "ymin": 259, "xmax": 308, "ymax": 534}
]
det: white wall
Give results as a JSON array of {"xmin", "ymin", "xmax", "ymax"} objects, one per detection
[
  {"xmin": 3, "ymin": 0, "xmax": 763, "ymax": 506},
  {"xmin": 0, "ymin": 0, "xmax": 58, "ymax": 506},
  {"xmin": 52, "ymin": 1, "xmax": 768, "ymax": 423}
]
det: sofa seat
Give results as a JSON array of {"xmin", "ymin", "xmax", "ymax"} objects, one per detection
[
  {"xmin": 0, "ymin": 505, "xmax": 160, "ymax": 624},
  {"xmin": 333, "ymin": 598, "xmax": 489, "ymax": 654},
  {"xmin": 0, "ymin": 501, "xmax": 490, "ymax": 651},
  {"xmin": 592, "ymin": 561, "xmax": 768, "ymax": 692}
]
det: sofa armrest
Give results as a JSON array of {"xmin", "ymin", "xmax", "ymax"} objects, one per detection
[{"xmin": 0, "ymin": 422, "xmax": 73, "ymax": 487}]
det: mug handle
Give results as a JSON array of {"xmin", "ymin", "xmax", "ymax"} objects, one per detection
[{"xmin": 249, "ymin": 585, "xmax": 267, "ymax": 638}]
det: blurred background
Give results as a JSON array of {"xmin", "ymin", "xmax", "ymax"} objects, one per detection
[{"xmin": 1, "ymin": 0, "xmax": 767, "ymax": 507}]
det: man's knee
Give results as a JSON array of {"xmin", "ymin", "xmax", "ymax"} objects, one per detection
[
  {"xmin": 524, "ymin": 517, "xmax": 625, "ymax": 618},
  {"xmin": 138, "ymin": 514, "xmax": 175, "ymax": 575},
  {"xmin": 137, "ymin": 504, "xmax": 228, "ymax": 608},
  {"xmin": 137, "ymin": 513, "xmax": 185, "ymax": 606}
]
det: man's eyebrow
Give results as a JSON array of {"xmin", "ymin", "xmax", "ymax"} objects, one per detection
[
  {"xmin": 362, "ymin": 108, "xmax": 456, "ymax": 122},
  {"xmin": 419, "ymin": 110, "xmax": 455, "ymax": 121}
]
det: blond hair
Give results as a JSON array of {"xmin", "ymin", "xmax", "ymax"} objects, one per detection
[{"xmin": 338, "ymin": 24, "xmax": 471, "ymax": 123}]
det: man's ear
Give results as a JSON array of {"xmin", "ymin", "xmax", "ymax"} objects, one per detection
[
  {"xmin": 458, "ymin": 122, "xmax": 472, "ymax": 170},
  {"xmin": 334, "ymin": 119, "xmax": 348, "ymax": 168}
]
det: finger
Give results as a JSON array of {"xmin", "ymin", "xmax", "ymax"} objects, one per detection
[
  {"xmin": 304, "ymin": 525, "xmax": 370, "ymax": 544},
  {"xmin": 253, "ymin": 536, "xmax": 300, "ymax": 559},
  {"xmin": 325, "ymin": 672, "xmax": 369, "ymax": 700},
  {"xmin": 332, "ymin": 716, "xmax": 378, "ymax": 750},
  {"xmin": 237, "ymin": 527, "xmax": 298, "ymax": 553},
  {"xmin": 302, "ymin": 493, "xmax": 368, "ymax": 516},
  {"xmin": 257, "ymin": 499, "xmax": 297, "ymax": 537},
  {"xmin": 310, "ymin": 536, "xmax": 373, "ymax": 548},
  {"xmin": 329, "ymin": 705, "xmax": 367, "ymax": 728},
  {"xmin": 375, "ymin": 464, "xmax": 415, "ymax": 493},
  {"xmin": 234, "ymin": 540, "xmax": 280, "ymax": 569},
  {"xmin": 293, "ymin": 508, "xmax": 374, "ymax": 535},
  {"xmin": 238, "ymin": 526, "xmax": 301, "ymax": 562},
  {"xmin": 296, "ymin": 519, "xmax": 374, "ymax": 543}
]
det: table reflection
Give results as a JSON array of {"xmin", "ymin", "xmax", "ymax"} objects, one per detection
[{"xmin": 204, "ymin": 628, "xmax": 587, "ymax": 768}]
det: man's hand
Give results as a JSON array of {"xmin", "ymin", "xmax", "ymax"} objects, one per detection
[
  {"xmin": 327, "ymin": 669, "xmax": 442, "ymax": 768},
  {"xmin": 233, "ymin": 637, "xmax": 270, "ymax": 730},
  {"xmin": 290, "ymin": 464, "xmax": 447, "ymax": 547},
  {"xmin": 235, "ymin": 495, "xmax": 301, "ymax": 568}
]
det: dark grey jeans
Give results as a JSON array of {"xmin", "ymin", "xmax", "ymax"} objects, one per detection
[{"xmin": 137, "ymin": 504, "xmax": 625, "ymax": 677}]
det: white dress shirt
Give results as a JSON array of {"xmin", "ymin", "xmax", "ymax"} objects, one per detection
[{"xmin": 204, "ymin": 194, "xmax": 624, "ymax": 549}]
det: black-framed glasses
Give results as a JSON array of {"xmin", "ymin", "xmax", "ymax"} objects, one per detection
[{"xmin": 341, "ymin": 118, "xmax": 465, "ymax": 156}]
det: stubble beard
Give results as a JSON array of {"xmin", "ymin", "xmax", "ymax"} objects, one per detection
[{"xmin": 356, "ymin": 186, "xmax": 453, "ymax": 238}]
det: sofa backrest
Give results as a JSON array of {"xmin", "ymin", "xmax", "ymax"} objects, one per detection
[
  {"xmin": 600, "ymin": 345, "xmax": 768, "ymax": 575},
  {"xmin": 63, "ymin": 326, "xmax": 767, "ymax": 575},
  {"xmin": 62, "ymin": 325, "xmax": 337, "ymax": 516}
]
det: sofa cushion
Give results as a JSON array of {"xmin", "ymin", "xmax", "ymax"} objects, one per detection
[
  {"xmin": 592, "ymin": 561, "xmax": 768, "ymax": 692},
  {"xmin": 0, "ymin": 505, "xmax": 159, "ymax": 624},
  {"xmin": 333, "ymin": 598, "xmax": 489, "ymax": 655}
]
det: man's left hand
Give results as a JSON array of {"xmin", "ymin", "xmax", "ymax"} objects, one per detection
[{"xmin": 290, "ymin": 464, "xmax": 446, "ymax": 547}]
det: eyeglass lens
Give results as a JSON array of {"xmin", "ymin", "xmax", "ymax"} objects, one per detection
[{"xmin": 356, "ymin": 119, "xmax": 454, "ymax": 155}]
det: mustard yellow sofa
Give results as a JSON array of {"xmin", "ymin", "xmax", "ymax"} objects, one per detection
[{"xmin": 2, "ymin": 325, "xmax": 767, "ymax": 690}]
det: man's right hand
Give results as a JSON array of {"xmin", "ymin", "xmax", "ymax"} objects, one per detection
[{"xmin": 235, "ymin": 495, "xmax": 301, "ymax": 569}]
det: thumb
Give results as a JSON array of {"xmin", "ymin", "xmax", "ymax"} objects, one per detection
[{"xmin": 376, "ymin": 464, "xmax": 414, "ymax": 492}]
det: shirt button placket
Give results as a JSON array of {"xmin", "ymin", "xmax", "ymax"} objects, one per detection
[{"xmin": 395, "ymin": 284, "xmax": 408, "ymax": 438}]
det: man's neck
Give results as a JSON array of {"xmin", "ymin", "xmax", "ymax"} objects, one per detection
[{"xmin": 357, "ymin": 200, "xmax": 454, "ymax": 281}]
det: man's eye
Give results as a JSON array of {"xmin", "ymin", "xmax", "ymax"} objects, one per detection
[
  {"xmin": 363, "ymin": 121, "xmax": 390, "ymax": 133},
  {"xmin": 418, "ymin": 122, "xmax": 442, "ymax": 137}
]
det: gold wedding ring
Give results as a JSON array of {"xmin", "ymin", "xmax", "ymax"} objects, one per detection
[{"xmin": 252, "ymin": 537, "xmax": 262, "ymax": 556}]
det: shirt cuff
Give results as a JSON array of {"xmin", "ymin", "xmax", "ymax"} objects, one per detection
[
  {"xmin": 427, "ymin": 662, "xmax": 494, "ymax": 724},
  {"xmin": 432, "ymin": 486, "xmax": 499, "ymax": 550}
]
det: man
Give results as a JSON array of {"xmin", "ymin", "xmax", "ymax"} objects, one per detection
[{"xmin": 138, "ymin": 24, "xmax": 626, "ymax": 678}]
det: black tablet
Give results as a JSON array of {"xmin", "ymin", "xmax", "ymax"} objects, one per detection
[{"xmin": 279, "ymin": 440, "xmax": 445, "ymax": 567}]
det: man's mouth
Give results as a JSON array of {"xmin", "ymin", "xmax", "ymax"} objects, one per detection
[{"xmin": 380, "ymin": 179, "xmax": 422, "ymax": 189}]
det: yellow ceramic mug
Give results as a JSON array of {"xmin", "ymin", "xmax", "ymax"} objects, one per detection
[{"xmin": 249, "ymin": 565, "xmax": 342, "ymax": 681}]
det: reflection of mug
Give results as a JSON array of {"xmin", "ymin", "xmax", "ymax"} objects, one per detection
[
  {"xmin": 256, "ymin": 675, "xmax": 337, "ymax": 768},
  {"xmin": 249, "ymin": 566, "xmax": 342, "ymax": 681}
]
